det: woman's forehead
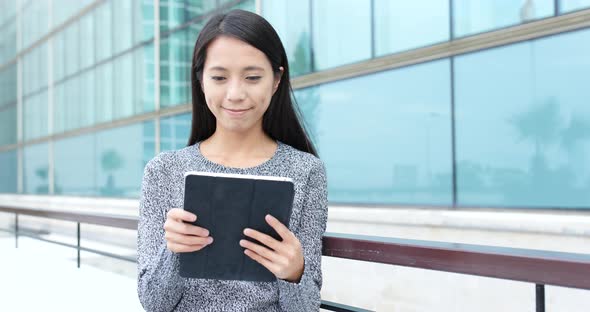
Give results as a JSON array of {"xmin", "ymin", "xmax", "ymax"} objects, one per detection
[{"xmin": 204, "ymin": 36, "xmax": 271, "ymax": 71}]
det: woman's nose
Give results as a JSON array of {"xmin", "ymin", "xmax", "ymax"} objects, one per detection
[{"xmin": 226, "ymin": 81, "xmax": 246, "ymax": 101}]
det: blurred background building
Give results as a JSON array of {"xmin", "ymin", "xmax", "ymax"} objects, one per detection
[{"xmin": 1, "ymin": 0, "xmax": 590, "ymax": 311}]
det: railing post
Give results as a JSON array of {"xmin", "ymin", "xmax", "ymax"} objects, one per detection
[
  {"xmin": 77, "ymin": 222, "xmax": 81, "ymax": 268},
  {"xmin": 536, "ymin": 284, "xmax": 545, "ymax": 312},
  {"xmin": 15, "ymin": 213, "xmax": 19, "ymax": 248}
]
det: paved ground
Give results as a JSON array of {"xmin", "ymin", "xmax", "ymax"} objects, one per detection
[{"xmin": 0, "ymin": 233, "xmax": 144, "ymax": 311}]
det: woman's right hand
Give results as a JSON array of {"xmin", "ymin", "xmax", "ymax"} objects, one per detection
[{"xmin": 164, "ymin": 208, "xmax": 213, "ymax": 253}]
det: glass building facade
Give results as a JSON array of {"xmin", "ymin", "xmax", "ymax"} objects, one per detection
[{"xmin": 1, "ymin": 0, "xmax": 589, "ymax": 208}]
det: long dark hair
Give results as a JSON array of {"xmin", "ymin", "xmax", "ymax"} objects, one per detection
[{"xmin": 188, "ymin": 9, "xmax": 317, "ymax": 157}]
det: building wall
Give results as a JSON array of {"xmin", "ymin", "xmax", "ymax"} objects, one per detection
[
  {"xmin": 1, "ymin": 0, "xmax": 590, "ymax": 209},
  {"xmin": 1, "ymin": 1, "xmax": 590, "ymax": 310}
]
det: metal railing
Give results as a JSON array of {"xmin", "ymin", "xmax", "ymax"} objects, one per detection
[{"xmin": 1, "ymin": 205, "xmax": 589, "ymax": 312}]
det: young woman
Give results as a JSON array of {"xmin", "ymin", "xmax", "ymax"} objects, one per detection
[{"xmin": 137, "ymin": 9, "xmax": 328, "ymax": 312}]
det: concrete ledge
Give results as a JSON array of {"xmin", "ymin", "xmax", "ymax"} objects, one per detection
[
  {"xmin": 0, "ymin": 194, "xmax": 138, "ymax": 216},
  {"xmin": 329, "ymin": 206, "xmax": 590, "ymax": 237},
  {"xmin": 2, "ymin": 195, "xmax": 589, "ymax": 237}
]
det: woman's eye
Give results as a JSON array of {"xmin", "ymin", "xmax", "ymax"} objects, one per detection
[
  {"xmin": 246, "ymin": 76, "xmax": 261, "ymax": 81},
  {"xmin": 211, "ymin": 76, "xmax": 226, "ymax": 81}
]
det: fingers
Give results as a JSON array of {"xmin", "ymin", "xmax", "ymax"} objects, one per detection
[
  {"xmin": 243, "ymin": 228, "xmax": 284, "ymax": 252},
  {"xmin": 264, "ymin": 214, "xmax": 294, "ymax": 242},
  {"xmin": 167, "ymin": 241, "xmax": 208, "ymax": 253},
  {"xmin": 164, "ymin": 219, "xmax": 210, "ymax": 236},
  {"xmin": 164, "ymin": 208, "xmax": 212, "ymax": 254},
  {"xmin": 239, "ymin": 239, "xmax": 283, "ymax": 264},
  {"xmin": 165, "ymin": 231, "xmax": 213, "ymax": 246},
  {"xmin": 244, "ymin": 249, "xmax": 279, "ymax": 274},
  {"xmin": 167, "ymin": 208, "xmax": 197, "ymax": 223},
  {"xmin": 164, "ymin": 210, "xmax": 209, "ymax": 237}
]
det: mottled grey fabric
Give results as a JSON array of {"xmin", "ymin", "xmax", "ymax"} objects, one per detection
[{"xmin": 137, "ymin": 141, "xmax": 328, "ymax": 312}]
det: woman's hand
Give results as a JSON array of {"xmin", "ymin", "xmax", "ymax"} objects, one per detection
[
  {"xmin": 164, "ymin": 208, "xmax": 213, "ymax": 253},
  {"xmin": 240, "ymin": 214, "xmax": 304, "ymax": 283}
]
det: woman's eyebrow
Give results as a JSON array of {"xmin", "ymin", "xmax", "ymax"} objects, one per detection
[
  {"xmin": 243, "ymin": 66, "xmax": 265, "ymax": 71},
  {"xmin": 208, "ymin": 66, "xmax": 228, "ymax": 71},
  {"xmin": 207, "ymin": 65, "xmax": 265, "ymax": 71}
]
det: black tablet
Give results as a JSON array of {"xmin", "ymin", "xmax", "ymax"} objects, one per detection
[{"xmin": 179, "ymin": 171, "xmax": 295, "ymax": 282}]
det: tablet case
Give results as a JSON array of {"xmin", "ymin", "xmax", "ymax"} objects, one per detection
[{"xmin": 179, "ymin": 171, "xmax": 295, "ymax": 282}]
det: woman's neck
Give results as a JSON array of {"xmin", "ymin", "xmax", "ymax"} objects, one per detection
[{"xmin": 200, "ymin": 125, "xmax": 277, "ymax": 164}]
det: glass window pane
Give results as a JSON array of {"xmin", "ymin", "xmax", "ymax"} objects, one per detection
[
  {"xmin": 23, "ymin": 91, "xmax": 48, "ymax": 140},
  {"xmin": 94, "ymin": 1, "xmax": 113, "ymax": 62},
  {"xmin": 0, "ymin": 0, "xmax": 17, "ymax": 27},
  {"xmin": 95, "ymin": 121, "xmax": 155, "ymax": 197},
  {"xmin": 80, "ymin": 70, "xmax": 95, "ymax": 128},
  {"xmin": 21, "ymin": 0, "xmax": 49, "ymax": 49},
  {"xmin": 229, "ymin": 0, "xmax": 256, "ymax": 12},
  {"xmin": 262, "ymin": 0, "xmax": 312, "ymax": 77},
  {"xmin": 0, "ymin": 64, "xmax": 17, "ymax": 108},
  {"xmin": 453, "ymin": 0, "xmax": 555, "ymax": 38},
  {"xmin": 374, "ymin": 0, "xmax": 450, "ymax": 56},
  {"xmin": 137, "ymin": 0, "xmax": 155, "ymax": 42},
  {"xmin": 23, "ymin": 142, "xmax": 49, "ymax": 194},
  {"xmin": 113, "ymin": 0, "xmax": 134, "ymax": 55},
  {"xmin": 454, "ymin": 28, "xmax": 590, "ymax": 208},
  {"xmin": 79, "ymin": 13, "xmax": 95, "ymax": 70},
  {"xmin": 64, "ymin": 77, "xmax": 81, "ymax": 131},
  {"xmin": 53, "ymin": 82, "xmax": 65, "ymax": 134},
  {"xmin": 0, "ymin": 12, "xmax": 17, "ymax": 64},
  {"xmin": 95, "ymin": 62, "xmax": 114, "ymax": 124},
  {"xmin": 296, "ymin": 59, "xmax": 453, "ymax": 205},
  {"xmin": 160, "ymin": 24, "xmax": 199, "ymax": 108},
  {"xmin": 23, "ymin": 44, "xmax": 48, "ymax": 96},
  {"xmin": 134, "ymin": 42, "xmax": 155, "ymax": 114},
  {"xmin": 113, "ymin": 52, "xmax": 134, "ymax": 119},
  {"xmin": 312, "ymin": 0, "xmax": 371, "ymax": 71},
  {"xmin": 559, "ymin": 0, "xmax": 590, "ymax": 12},
  {"xmin": 0, "ymin": 149, "xmax": 17, "ymax": 193},
  {"xmin": 0, "ymin": 105, "xmax": 17, "ymax": 146},
  {"xmin": 54, "ymin": 133, "xmax": 96, "ymax": 196},
  {"xmin": 160, "ymin": 113, "xmax": 191, "ymax": 152},
  {"xmin": 52, "ymin": 0, "xmax": 93, "ymax": 28},
  {"xmin": 64, "ymin": 22, "xmax": 80, "ymax": 77},
  {"xmin": 53, "ymin": 32, "xmax": 66, "ymax": 83},
  {"xmin": 160, "ymin": 0, "xmax": 217, "ymax": 34}
]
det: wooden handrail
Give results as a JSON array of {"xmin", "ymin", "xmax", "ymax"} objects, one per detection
[
  {"xmin": 2, "ymin": 205, "xmax": 590, "ymax": 291},
  {"xmin": 322, "ymin": 232, "xmax": 590, "ymax": 290},
  {"xmin": 0, "ymin": 206, "xmax": 137, "ymax": 229}
]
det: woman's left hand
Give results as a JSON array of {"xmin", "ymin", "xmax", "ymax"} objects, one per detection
[{"xmin": 240, "ymin": 214, "xmax": 304, "ymax": 283}]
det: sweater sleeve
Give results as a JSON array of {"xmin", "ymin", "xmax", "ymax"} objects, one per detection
[
  {"xmin": 137, "ymin": 155, "xmax": 185, "ymax": 311},
  {"xmin": 277, "ymin": 159, "xmax": 328, "ymax": 311}
]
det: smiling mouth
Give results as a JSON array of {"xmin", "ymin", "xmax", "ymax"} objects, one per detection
[
  {"xmin": 224, "ymin": 108, "xmax": 250, "ymax": 112},
  {"xmin": 223, "ymin": 107, "xmax": 252, "ymax": 116}
]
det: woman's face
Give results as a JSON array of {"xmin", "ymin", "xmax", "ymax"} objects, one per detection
[{"xmin": 201, "ymin": 35, "xmax": 282, "ymax": 134}]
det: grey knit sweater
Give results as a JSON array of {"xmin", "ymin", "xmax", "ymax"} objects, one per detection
[{"xmin": 137, "ymin": 141, "xmax": 328, "ymax": 312}]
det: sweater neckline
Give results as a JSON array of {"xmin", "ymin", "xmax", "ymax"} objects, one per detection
[{"xmin": 193, "ymin": 140, "xmax": 283, "ymax": 172}]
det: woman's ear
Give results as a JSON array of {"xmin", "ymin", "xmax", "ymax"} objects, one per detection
[{"xmin": 273, "ymin": 66, "xmax": 284, "ymax": 94}]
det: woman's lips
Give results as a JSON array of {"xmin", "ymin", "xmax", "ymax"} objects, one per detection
[{"xmin": 223, "ymin": 107, "xmax": 251, "ymax": 117}]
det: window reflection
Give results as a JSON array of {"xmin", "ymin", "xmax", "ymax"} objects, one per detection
[
  {"xmin": 161, "ymin": 113, "xmax": 191, "ymax": 151},
  {"xmin": 53, "ymin": 121, "xmax": 156, "ymax": 197},
  {"xmin": 0, "ymin": 149, "xmax": 17, "ymax": 193},
  {"xmin": 312, "ymin": 0, "xmax": 372, "ymax": 70},
  {"xmin": 374, "ymin": 0, "xmax": 449, "ymax": 56},
  {"xmin": 296, "ymin": 60, "xmax": 453, "ymax": 205},
  {"xmin": 453, "ymin": 0, "xmax": 554, "ymax": 37},
  {"xmin": 559, "ymin": 0, "xmax": 590, "ymax": 13},
  {"xmin": 95, "ymin": 121, "xmax": 155, "ymax": 197},
  {"xmin": 262, "ymin": 0, "xmax": 312, "ymax": 76},
  {"xmin": 454, "ymin": 28, "xmax": 590, "ymax": 207},
  {"xmin": 23, "ymin": 143, "xmax": 49, "ymax": 194}
]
